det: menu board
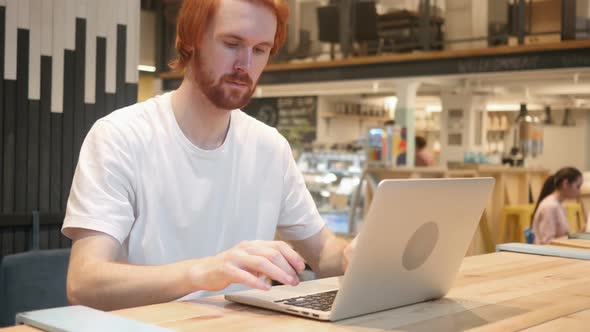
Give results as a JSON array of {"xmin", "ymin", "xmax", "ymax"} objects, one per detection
[{"xmin": 243, "ymin": 96, "xmax": 317, "ymax": 148}]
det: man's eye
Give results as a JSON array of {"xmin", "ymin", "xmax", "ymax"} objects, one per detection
[
  {"xmin": 225, "ymin": 41, "xmax": 239, "ymax": 48},
  {"xmin": 254, "ymin": 47, "xmax": 267, "ymax": 54}
]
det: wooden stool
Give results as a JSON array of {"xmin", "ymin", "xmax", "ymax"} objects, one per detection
[
  {"xmin": 498, "ymin": 204, "xmax": 535, "ymax": 243},
  {"xmin": 564, "ymin": 202, "xmax": 584, "ymax": 233}
]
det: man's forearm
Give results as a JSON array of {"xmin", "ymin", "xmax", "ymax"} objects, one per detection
[
  {"xmin": 290, "ymin": 226, "xmax": 350, "ymax": 279},
  {"xmin": 316, "ymin": 234, "xmax": 348, "ymax": 278},
  {"xmin": 67, "ymin": 231, "xmax": 305, "ymax": 311},
  {"xmin": 67, "ymin": 257, "xmax": 212, "ymax": 311}
]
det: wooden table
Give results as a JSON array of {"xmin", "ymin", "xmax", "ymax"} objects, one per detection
[{"xmin": 4, "ymin": 252, "xmax": 590, "ymax": 331}]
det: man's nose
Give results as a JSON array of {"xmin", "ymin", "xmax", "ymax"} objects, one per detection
[{"xmin": 234, "ymin": 48, "xmax": 252, "ymax": 72}]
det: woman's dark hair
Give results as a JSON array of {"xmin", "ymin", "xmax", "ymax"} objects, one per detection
[
  {"xmin": 415, "ymin": 136, "xmax": 427, "ymax": 150},
  {"xmin": 531, "ymin": 167, "xmax": 582, "ymax": 226}
]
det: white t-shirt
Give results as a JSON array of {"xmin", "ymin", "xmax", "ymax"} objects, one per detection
[{"xmin": 62, "ymin": 92, "xmax": 324, "ymax": 295}]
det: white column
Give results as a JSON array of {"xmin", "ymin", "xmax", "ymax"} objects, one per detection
[
  {"xmin": 439, "ymin": 89, "xmax": 487, "ymax": 166},
  {"xmin": 394, "ymin": 80, "xmax": 420, "ymax": 167}
]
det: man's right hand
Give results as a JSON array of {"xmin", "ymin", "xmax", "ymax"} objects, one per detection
[{"xmin": 191, "ymin": 241, "xmax": 306, "ymax": 292}]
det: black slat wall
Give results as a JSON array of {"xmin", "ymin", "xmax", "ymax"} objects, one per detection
[
  {"xmin": 0, "ymin": 6, "xmax": 4, "ymax": 214},
  {"xmin": 115, "ymin": 25, "xmax": 127, "ymax": 110},
  {"xmin": 95, "ymin": 37, "xmax": 106, "ymax": 120},
  {"xmin": 73, "ymin": 18, "xmax": 86, "ymax": 174},
  {"xmin": 39, "ymin": 56, "xmax": 52, "ymax": 212},
  {"xmin": 15, "ymin": 29, "xmax": 29, "ymax": 213},
  {"xmin": 3, "ymin": 83, "xmax": 15, "ymax": 213},
  {"xmin": 1, "ymin": 1, "xmax": 140, "ymax": 255},
  {"xmin": 61, "ymin": 49, "xmax": 74, "ymax": 213}
]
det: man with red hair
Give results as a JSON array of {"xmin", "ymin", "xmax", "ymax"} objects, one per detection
[{"xmin": 62, "ymin": 0, "xmax": 356, "ymax": 310}]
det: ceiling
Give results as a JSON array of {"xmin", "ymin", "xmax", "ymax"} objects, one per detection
[{"xmin": 256, "ymin": 67, "xmax": 590, "ymax": 110}]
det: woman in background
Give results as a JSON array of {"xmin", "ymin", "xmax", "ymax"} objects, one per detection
[{"xmin": 532, "ymin": 167, "xmax": 583, "ymax": 244}]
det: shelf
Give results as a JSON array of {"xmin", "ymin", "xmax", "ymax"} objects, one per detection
[
  {"xmin": 487, "ymin": 128, "xmax": 510, "ymax": 132},
  {"xmin": 416, "ymin": 128, "xmax": 440, "ymax": 132},
  {"xmin": 320, "ymin": 111, "xmax": 390, "ymax": 121}
]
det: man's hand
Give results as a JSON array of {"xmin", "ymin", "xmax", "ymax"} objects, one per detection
[
  {"xmin": 341, "ymin": 235, "xmax": 358, "ymax": 273},
  {"xmin": 193, "ymin": 241, "xmax": 306, "ymax": 292}
]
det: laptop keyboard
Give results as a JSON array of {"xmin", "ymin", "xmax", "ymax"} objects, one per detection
[{"xmin": 274, "ymin": 290, "xmax": 338, "ymax": 312}]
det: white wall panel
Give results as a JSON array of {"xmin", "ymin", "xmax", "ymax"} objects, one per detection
[
  {"xmin": 17, "ymin": 0, "xmax": 29, "ymax": 29},
  {"xmin": 40, "ymin": 0, "xmax": 53, "ymax": 56},
  {"xmin": 4, "ymin": 0, "xmax": 18, "ymax": 80},
  {"xmin": 76, "ymin": 0, "xmax": 87, "ymax": 19},
  {"xmin": 51, "ymin": 0, "xmax": 65, "ymax": 113},
  {"xmin": 105, "ymin": 0, "xmax": 117, "ymax": 93},
  {"xmin": 84, "ymin": 0, "xmax": 97, "ymax": 103},
  {"xmin": 126, "ymin": 0, "xmax": 139, "ymax": 84},
  {"xmin": 5, "ymin": 0, "xmax": 139, "ymax": 106},
  {"xmin": 117, "ymin": 0, "xmax": 127, "ymax": 25},
  {"xmin": 96, "ymin": 0, "xmax": 108, "ymax": 38},
  {"xmin": 28, "ymin": 0, "xmax": 42, "ymax": 100},
  {"xmin": 64, "ymin": 0, "xmax": 75, "ymax": 50}
]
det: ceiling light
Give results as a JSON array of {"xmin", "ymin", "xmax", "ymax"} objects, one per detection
[
  {"xmin": 486, "ymin": 104, "xmax": 521, "ymax": 111},
  {"xmin": 137, "ymin": 65, "xmax": 156, "ymax": 72},
  {"xmin": 487, "ymin": 103, "xmax": 543, "ymax": 112},
  {"xmin": 426, "ymin": 105, "xmax": 442, "ymax": 113},
  {"xmin": 383, "ymin": 96, "xmax": 397, "ymax": 110},
  {"xmin": 372, "ymin": 82, "xmax": 380, "ymax": 93}
]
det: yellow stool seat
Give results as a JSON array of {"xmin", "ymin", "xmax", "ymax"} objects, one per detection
[
  {"xmin": 564, "ymin": 202, "xmax": 584, "ymax": 233},
  {"xmin": 498, "ymin": 204, "xmax": 535, "ymax": 244}
]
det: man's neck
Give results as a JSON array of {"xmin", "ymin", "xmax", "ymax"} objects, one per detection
[{"xmin": 170, "ymin": 78, "xmax": 231, "ymax": 150}]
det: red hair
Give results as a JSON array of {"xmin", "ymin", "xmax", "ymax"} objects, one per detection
[{"xmin": 170, "ymin": 0, "xmax": 289, "ymax": 72}]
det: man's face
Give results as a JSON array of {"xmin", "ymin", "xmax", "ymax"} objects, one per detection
[{"xmin": 192, "ymin": 0, "xmax": 276, "ymax": 111}]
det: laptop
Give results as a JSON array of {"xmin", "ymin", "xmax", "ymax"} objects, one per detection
[{"xmin": 225, "ymin": 177, "xmax": 494, "ymax": 321}]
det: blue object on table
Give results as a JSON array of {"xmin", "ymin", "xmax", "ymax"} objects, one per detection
[{"xmin": 524, "ymin": 227, "xmax": 535, "ymax": 244}]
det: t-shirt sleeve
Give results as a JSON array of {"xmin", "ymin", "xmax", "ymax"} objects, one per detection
[
  {"xmin": 276, "ymin": 138, "xmax": 325, "ymax": 241},
  {"xmin": 62, "ymin": 120, "xmax": 137, "ymax": 244}
]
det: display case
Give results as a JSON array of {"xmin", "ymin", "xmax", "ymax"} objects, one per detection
[{"xmin": 297, "ymin": 151, "xmax": 365, "ymax": 234}]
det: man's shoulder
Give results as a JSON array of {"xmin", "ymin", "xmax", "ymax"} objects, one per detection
[
  {"xmin": 102, "ymin": 94, "xmax": 166, "ymax": 129},
  {"xmin": 89, "ymin": 94, "xmax": 171, "ymax": 149}
]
